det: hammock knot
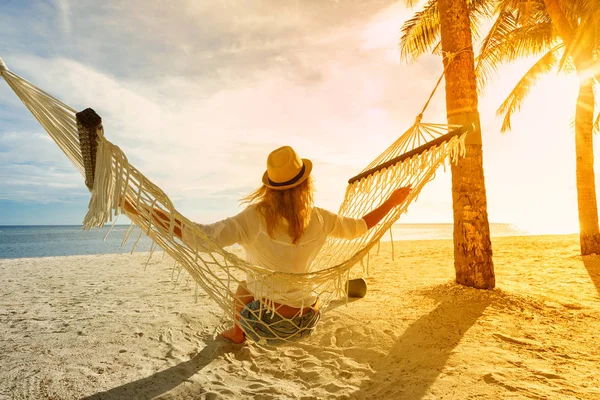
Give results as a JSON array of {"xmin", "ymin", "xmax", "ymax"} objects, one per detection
[
  {"xmin": 415, "ymin": 113, "xmax": 423, "ymax": 124},
  {"xmin": 0, "ymin": 58, "xmax": 7, "ymax": 73}
]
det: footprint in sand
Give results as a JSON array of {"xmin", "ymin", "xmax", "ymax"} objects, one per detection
[
  {"xmin": 483, "ymin": 373, "xmax": 520, "ymax": 393},
  {"xmin": 246, "ymin": 383, "xmax": 265, "ymax": 390},
  {"xmin": 333, "ymin": 327, "xmax": 353, "ymax": 347},
  {"xmin": 320, "ymin": 382, "xmax": 350, "ymax": 393},
  {"xmin": 301, "ymin": 361, "xmax": 318, "ymax": 369},
  {"xmin": 298, "ymin": 367, "xmax": 320, "ymax": 380},
  {"xmin": 297, "ymin": 359, "xmax": 323, "ymax": 380},
  {"xmin": 333, "ymin": 325, "xmax": 375, "ymax": 348},
  {"xmin": 532, "ymin": 370, "xmax": 564, "ymax": 380},
  {"xmin": 283, "ymin": 348, "xmax": 306, "ymax": 358}
]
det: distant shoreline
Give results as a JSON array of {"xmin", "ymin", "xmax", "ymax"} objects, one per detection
[
  {"xmin": 0, "ymin": 224, "xmax": 576, "ymax": 260},
  {"xmin": 0, "ymin": 222, "xmax": 517, "ymax": 228},
  {"xmin": 0, "ymin": 231, "xmax": 579, "ymax": 261}
]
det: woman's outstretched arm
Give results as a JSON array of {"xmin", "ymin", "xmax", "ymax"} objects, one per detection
[
  {"xmin": 362, "ymin": 186, "xmax": 412, "ymax": 229},
  {"xmin": 122, "ymin": 199, "xmax": 184, "ymax": 239}
]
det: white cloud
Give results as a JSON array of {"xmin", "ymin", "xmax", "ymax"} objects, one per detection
[{"xmin": 56, "ymin": 0, "xmax": 71, "ymax": 35}]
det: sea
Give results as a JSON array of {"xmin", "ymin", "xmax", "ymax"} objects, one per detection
[{"xmin": 0, "ymin": 223, "xmax": 527, "ymax": 260}]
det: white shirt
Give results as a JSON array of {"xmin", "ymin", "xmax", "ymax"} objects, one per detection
[{"xmin": 182, "ymin": 205, "xmax": 368, "ymax": 307}]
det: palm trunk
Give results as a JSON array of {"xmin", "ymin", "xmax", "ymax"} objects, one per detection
[
  {"xmin": 439, "ymin": 0, "xmax": 495, "ymax": 289},
  {"xmin": 543, "ymin": 0, "xmax": 600, "ymax": 255},
  {"xmin": 575, "ymin": 80, "xmax": 600, "ymax": 255}
]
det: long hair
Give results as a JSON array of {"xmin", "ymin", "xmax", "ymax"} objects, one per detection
[{"xmin": 241, "ymin": 176, "xmax": 314, "ymax": 244}]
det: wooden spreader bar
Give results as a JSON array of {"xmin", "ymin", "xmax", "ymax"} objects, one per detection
[{"xmin": 347, "ymin": 125, "xmax": 469, "ymax": 185}]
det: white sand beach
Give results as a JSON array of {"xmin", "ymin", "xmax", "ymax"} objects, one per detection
[{"xmin": 1, "ymin": 234, "xmax": 599, "ymax": 399}]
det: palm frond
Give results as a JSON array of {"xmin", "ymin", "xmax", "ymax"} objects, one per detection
[
  {"xmin": 559, "ymin": 54, "xmax": 576, "ymax": 74},
  {"xmin": 556, "ymin": 43, "xmax": 571, "ymax": 74},
  {"xmin": 514, "ymin": 0, "xmax": 551, "ymax": 24},
  {"xmin": 399, "ymin": 0, "xmax": 440, "ymax": 62},
  {"xmin": 548, "ymin": 0, "xmax": 600, "ymax": 75},
  {"xmin": 571, "ymin": 9, "xmax": 600, "ymax": 69},
  {"xmin": 559, "ymin": 0, "xmax": 598, "ymax": 27},
  {"xmin": 431, "ymin": 40, "xmax": 442, "ymax": 56},
  {"xmin": 476, "ymin": 19, "xmax": 557, "ymax": 92},
  {"xmin": 497, "ymin": 45, "xmax": 561, "ymax": 132},
  {"xmin": 492, "ymin": 0, "xmax": 549, "ymax": 22},
  {"xmin": 594, "ymin": 111, "xmax": 600, "ymax": 135},
  {"xmin": 469, "ymin": 0, "xmax": 496, "ymax": 18},
  {"xmin": 476, "ymin": 10, "xmax": 518, "ymax": 90},
  {"xmin": 402, "ymin": 0, "xmax": 421, "ymax": 8},
  {"xmin": 469, "ymin": 0, "xmax": 498, "ymax": 41}
]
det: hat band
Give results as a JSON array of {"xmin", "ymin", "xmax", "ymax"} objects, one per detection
[{"xmin": 268, "ymin": 164, "xmax": 306, "ymax": 187}]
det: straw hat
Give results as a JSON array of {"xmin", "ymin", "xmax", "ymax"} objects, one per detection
[{"xmin": 262, "ymin": 146, "xmax": 312, "ymax": 190}]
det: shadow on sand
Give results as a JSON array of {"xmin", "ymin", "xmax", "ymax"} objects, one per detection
[
  {"xmin": 83, "ymin": 337, "xmax": 231, "ymax": 400},
  {"xmin": 582, "ymin": 255, "xmax": 600, "ymax": 296},
  {"xmin": 359, "ymin": 284, "xmax": 492, "ymax": 399}
]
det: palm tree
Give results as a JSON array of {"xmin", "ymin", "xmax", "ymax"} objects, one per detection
[
  {"xmin": 401, "ymin": 0, "xmax": 496, "ymax": 289},
  {"xmin": 476, "ymin": 0, "xmax": 600, "ymax": 255},
  {"xmin": 402, "ymin": 0, "xmax": 600, "ymax": 256}
]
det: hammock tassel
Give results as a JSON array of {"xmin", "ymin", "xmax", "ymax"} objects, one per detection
[{"xmin": 0, "ymin": 57, "xmax": 8, "ymax": 74}]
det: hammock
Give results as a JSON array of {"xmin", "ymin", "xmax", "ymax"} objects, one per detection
[{"xmin": 0, "ymin": 57, "xmax": 469, "ymax": 345}]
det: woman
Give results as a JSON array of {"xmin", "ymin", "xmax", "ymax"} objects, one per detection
[{"xmin": 125, "ymin": 146, "xmax": 411, "ymax": 344}]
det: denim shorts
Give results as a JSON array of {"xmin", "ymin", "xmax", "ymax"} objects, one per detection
[{"xmin": 239, "ymin": 300, "xmax": 321, "ymax": 346}]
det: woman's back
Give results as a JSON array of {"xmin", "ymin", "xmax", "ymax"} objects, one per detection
[
  {"xmin": 183, "ymin": 205, "xmax": 367, "ymax": 307},
  {"xmin": 208, "ymin": 205, "xmax": 366, "ymax": 273}
]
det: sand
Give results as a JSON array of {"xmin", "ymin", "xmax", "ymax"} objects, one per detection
[{"xmin": 1, "ymin": 234, "xmax": 599, "ymax": 399}]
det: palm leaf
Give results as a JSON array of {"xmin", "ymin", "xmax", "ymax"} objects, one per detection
[
  {"xmin": 558, "ymin": 0, "xmax": 597, "ymax": 25},
  {"xmin": 469, "ymin": 0, "xmax": 498, "ymax": 41},
  {"xmin": 514, "ymin": 0, "xmax": 551, "ymax": 24},
  {"xmin": 492, "ymin": 0, "xmax": 550, "ymax": 22},
  {"xmin": 399, "ymin": 0, "xmax": 439, "ymax": 62},
  {"xmin": 594, "ymin": 112, "xmax": 600, "ymax": 135},
  {"xmin": 476, "ymin": 10, "xmax": 518, "ymax": 90},
  {"xmin": 550, "ymin": 0, "xmax": 600, "ymax": 74},
  {"xmin": 559, "ymin": 54, "xmax": 576, "ymax": 74},
  {"xmin": 402, "ymin": 0, "xmax": 421, "ymax": 7},
  {"xmin": 469, "ymin": 0, "xmax": 496, "ymax": 19},
  {"xmin": 570, "ymin": 9, "xmax": 600, "ymax": 74},
  {"xmin": 497, "ymin": 45, "xmax": 562, "ymax": 132},
  {"xmin": 400, "ymin": 0, "xmax": 496, "ymax": 61},
  {"xmin": 431, "ymin": 40, "xmax": 442, "ymax": 56},
  {"xmin": 477, "ymin": 19, "xmax": 557, "ymax": 92},
  {"xmin": 556, "ymin": 43, "xmax": 571, "ymax": 74}
]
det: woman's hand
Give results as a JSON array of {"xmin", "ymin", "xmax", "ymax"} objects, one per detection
[
  {"xmin": 118, "ymin": 196, "xmax": 184, "ymax": 239},
  {"xmin": 362, "ymin": 185, "xmax": 413, "ymax": 229},
  {"xmin": 388, "ymin": 186, "xmax": 412, "ymax": 207}
]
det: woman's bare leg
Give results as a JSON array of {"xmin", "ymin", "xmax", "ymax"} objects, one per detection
[{"xmin": 220, "ymin": 281, "xmax": 254, "ymax": 344}]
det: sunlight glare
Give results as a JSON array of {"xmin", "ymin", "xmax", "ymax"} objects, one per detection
[{"xmin": 515, "ymin": 217, "xmax": 579, "ymax": 236}]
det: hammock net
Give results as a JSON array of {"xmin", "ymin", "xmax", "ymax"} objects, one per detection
[{"xmin": 0, "ymin": 58, "xmax": 468, "ymax": 345}]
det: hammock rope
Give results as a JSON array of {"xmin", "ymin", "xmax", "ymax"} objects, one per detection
[{"xmin": 0, "ymin": 56, "xmax": 469, "ymax": 345}]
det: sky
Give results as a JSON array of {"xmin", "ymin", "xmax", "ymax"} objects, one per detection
[{"xmin": 0, "ymin": 0, "xmax": 597, "ymax": 234}]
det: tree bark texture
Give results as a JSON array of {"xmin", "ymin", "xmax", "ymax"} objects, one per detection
[
  {"xmin": 439, "ymin": 0, "xmax": 495, "ymax": 289},
  {"xmin": 543, "ymin": 0, "xmax": 600, "ymax": 255},
  {"xmin": 575, "ymin": 80, "xmax": 600, "ymax": 255}
]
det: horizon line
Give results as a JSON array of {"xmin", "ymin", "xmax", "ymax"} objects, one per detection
[{"xmin": 0, "ymin": 222, "xmax": 517, "ymax": 227}]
